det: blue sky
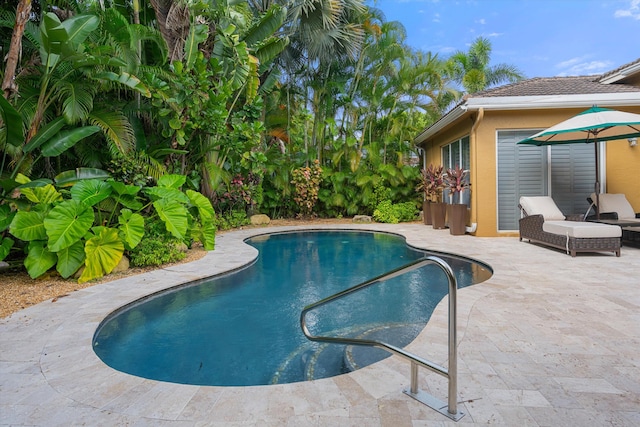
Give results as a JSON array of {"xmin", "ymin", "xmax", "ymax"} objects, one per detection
[{"xmin": 371, "ymin": 0, "xmax": 639, "ymax": 79}]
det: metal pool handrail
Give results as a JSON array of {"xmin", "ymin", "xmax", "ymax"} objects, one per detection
[{"xmin": 299, "ymin": 256, "xmax": 464, "ymax": 421}]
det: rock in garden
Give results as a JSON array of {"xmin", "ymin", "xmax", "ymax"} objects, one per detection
[
  {"xmin": 352, "ymin": 215, "xmax": 372, "ymax": 223},
  {"xmin": 112, "ymin": 255, "xmax": 130, "ymax": 273},
  {"xmin": 250, "ymin": 214, "xmax": 271, "ymax": 225}
]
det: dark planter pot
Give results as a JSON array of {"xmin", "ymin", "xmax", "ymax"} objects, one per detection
[
  {"xmin": 422, "ymin": 200, "xmax": 432, "ymax": 225},
  {"xmin": 448, "ymin": 204, "xmax": 467, "ymax": 235},
  {"xmin": 431, "ymin": 202, "xmax": 447, "ymax": 229}
]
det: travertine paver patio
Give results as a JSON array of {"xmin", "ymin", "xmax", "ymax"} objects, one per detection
[{"xmin": 1, "ymin": 223, "xmax": 639, "ymax": 426}]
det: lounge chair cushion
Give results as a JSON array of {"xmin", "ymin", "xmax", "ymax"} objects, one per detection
[
  {"xmin": 519, "ymin": 196, "xmax": 566, "ymax": 220},
  {"xmin": 590, "ymin": 193, "xmax": 636, "ymax": 219},
  {"xmin": 543, "ymin": 221, "xmax": 621, "ymax": 238}
]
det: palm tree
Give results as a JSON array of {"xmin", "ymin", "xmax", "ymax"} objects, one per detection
[{"xmin": 447, "ymin": 36, "xmax": 524, "ymax": 94}]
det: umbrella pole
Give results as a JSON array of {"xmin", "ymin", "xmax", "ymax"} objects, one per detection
[{"xmin": 594, "ymin": 142, "xmax": 600, "ymax": 220}]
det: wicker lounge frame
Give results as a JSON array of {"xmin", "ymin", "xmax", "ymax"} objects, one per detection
[{"xmin": 518, "ymin": 206, "xmax": 621, "ymax": 257}]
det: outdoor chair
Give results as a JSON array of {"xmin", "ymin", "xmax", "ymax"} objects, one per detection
[
  {"xmin": 586, "ymin": 193, "xmax": 640, "ymax": 224},
  {"xmin": 518, "ymin": 196, "xmax": 621, "ymax": 257}
]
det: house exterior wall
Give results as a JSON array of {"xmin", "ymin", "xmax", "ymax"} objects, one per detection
[
  {"xmin": 605, "ymin": 106, "xmax": 640, "ymax": 212},
  {"xmin": 422, "ymin": 106, "xmax": 640, "ymax": 237}
]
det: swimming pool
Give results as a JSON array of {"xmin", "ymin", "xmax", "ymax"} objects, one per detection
[{"xmin": 93, "ymin": 230, "xmax": 492, "ymax": 386}]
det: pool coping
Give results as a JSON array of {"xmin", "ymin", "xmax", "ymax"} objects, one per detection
[{"xmin": 2, "ymin": 223, "xmax": 639, "ymax": 425}]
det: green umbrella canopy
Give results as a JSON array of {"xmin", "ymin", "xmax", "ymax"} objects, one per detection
[
  {"xmin": 517, "ymin": 106, "xmax": 640, "ymax": 146},
  {"xmin": 517, "ymin": 106, "xmax": 640, "ymax": 218}
]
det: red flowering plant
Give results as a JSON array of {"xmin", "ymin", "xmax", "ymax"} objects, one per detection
[
  {"xmin": 444, "ymin": 165, "xmax": 470, "ymax": 203},
  {"xmin": 416, "ymin": 164, "xmax": 444, "ymax": 202}
]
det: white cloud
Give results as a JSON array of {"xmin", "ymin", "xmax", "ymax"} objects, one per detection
[
  {"xmin": 614, "ymin": 0, "xmax": 640, "ymax": 19},
  {"xmin": 476, "ymin": 18, "xmax": 486, "ymax": 24},
  {"xmin": 433, "ymin": 12, "xmax": 440, "ymax": 22},
  {"xmin": 486, "ymin": 32, "xmax": 502, "ymax": 38},
  {"xmin": 555, "ymin": 57, "xmax": 613, "ymax": 76}
]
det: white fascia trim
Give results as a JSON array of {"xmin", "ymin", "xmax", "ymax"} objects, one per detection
[
  {"xmin": 415, "ymin": 92, "xmax": 640, "ymax": 144},
  {"xmin": 464, "ymin": 93, "xmax": 640, "ymax": 109},
  {"xmin": 413, "ymin": 106, "xmax": 466, "ymax": 144},
  {"xmin": 599, "ymin": 62, "xmax": 640, "ymax": 84}
]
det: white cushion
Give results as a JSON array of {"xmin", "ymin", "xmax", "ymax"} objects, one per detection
[
  {"xmin": 543, "ymin": 221, "xmax": 621, "ymax": 238},
  {"xmin": 519, "ymin": 196, "xmax": 566, "ymax": 221},
  {"xmin": 591, "ymin": 193, "xmax": 636, "ymax": 219}
]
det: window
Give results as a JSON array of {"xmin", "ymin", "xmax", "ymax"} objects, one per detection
[
  {"xmin": 442, "ymin": 136, "xmax": 470, "ymax": 170},
  {"xmin": 442, "ymin": 136, "xmax": 471, "ymax": 205}
]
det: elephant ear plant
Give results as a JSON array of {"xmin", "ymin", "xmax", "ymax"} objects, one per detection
[{"xmin": 3, "ymin": 173, "xmax": 215, "ymax": 283}]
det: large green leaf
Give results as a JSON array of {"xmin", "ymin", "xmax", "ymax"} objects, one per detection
[
  {"xmin": 184, "ymin": 24, "xmax": 208, "ymax": 69},
  {"xmin": 113, "ymin": 194, "xmax": 143, "ymax": 210},
  {"xmin": 0, "ymin": 94, "xmax": 24, "ymax": 147},
  {"xmin": 153, "ymin": 199, "xmax": 187, "ymax": 240},
  {"xmin": 55, "ymin": 168, "xmax": 111, "ymax": 186},
  {"xmin": 19, "ymin": 183, "xmax": 61, "ymax": 204},
  {"xmin": 40, "ymin": 13, "xmax": 66, "ymax": 57},
  {"xmin": 79, "ymin": 227, "xmax": 123, "ymax": 283},
  {"xmin": 9, "ymin": 210, "xmax": 47, "ymax": 241},
  {"xmin": 157, "ymin": 174, "xmax": 186, "ymax": 189},
  {"xmin": 61, "ymin": 14, "xmax": 99, "ymax": 51},
  {"xmin": 242, "ymin": 4, "xmax": 286, "ymax": 47},
  {"xmin": 44, "ymin": 200, "xmax": 94, "ymax": 252},
  {"xmin": 56, "ymin": 240, "xmax": 85, "ymax": 278},
  {"xmin": 41, "ymin": 126, "xmax": 101, "ymax": 157},
  {"xmin": 0, "ymin": 204, "xmax": 15, "ymax": 232},
  {"xmin": 118, "ymin": 209, "xmax": 145, "ymax": 250},
  {"xmin": 199, "ymin": 220, "xmax": 216, "ymax": 251},
  {"xmin": 70, "ymin": 179, "xmax": 112, "ymax": 207},
  {"xmin": 186, "ymin": 190, "xmax": 215, "ymax": 221},
  {"xmin": 144, "ymin": 186, "xmax": 189, "ymax": 203},
  {"xmin": 0, "ymin": 237, "xmax": 14, "ymax": 261},
  {"xmin": 24, "ymin": 241, "xmax": 57, "ymax": 279},
  {"xmin": 109, "ymin": 181, "xmax": 141, "ymax": 196},
  {"xmin": 23, "ymin": 117, "xmax": 65, "ymax": 153}
]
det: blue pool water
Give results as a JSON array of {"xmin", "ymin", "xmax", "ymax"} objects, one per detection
[{"xmin": 93, "ymin": 231, "xmax": 491, "ymax": 386}]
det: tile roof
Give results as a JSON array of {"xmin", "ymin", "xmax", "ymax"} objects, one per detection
[
  {"xmin": 470, "ymin": 76, "xmax": 640, "ymax": 98},
  {"xmin": 598, "ymin": 57, "xmax": 640, "ymax": 81}
]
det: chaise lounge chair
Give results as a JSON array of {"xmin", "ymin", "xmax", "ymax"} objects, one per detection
[
  {"xmin": 586, "ymin": 193, "xmax": 640, "ymax": 225},
  {"xmin": 518, "ymin": 196, "xmax": 621, "ymax": 257}
]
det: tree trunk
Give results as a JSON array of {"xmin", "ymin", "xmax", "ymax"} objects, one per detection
[{"xmin": 2, "ymin": 0, "xmax": 32, "ymax": 99}]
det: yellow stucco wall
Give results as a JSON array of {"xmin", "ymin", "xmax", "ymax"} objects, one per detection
[
  {"xmin": 421, "ymin": 106, "xmax": 640, "ymax": 237},
  {"xmin": 605, "ymin": 106, "xmax": 640, "ymax": 213}
]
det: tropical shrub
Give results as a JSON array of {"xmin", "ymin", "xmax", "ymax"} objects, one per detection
[
  {"xmin": 2, "ymin": 173, "xmax": 215, "ymax": 282},
  {"xmin": 291, "ymin": 160, "xmax": 323, "ymax": 217},
  {"xmin": 129, "ymin": 237, "xmax": 186, "ymax": 267},
  {"xmin": 373, "ymin": 200, "xmax": 419, "ymax": 224}
]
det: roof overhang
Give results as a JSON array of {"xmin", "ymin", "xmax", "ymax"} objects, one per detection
[
  {"xmin": 599, "ymin": 61, "xmax": 640, "ymax": 84},
  {"xmin": 414, "ymin": 92, "xmax": 640, "ymax": 146}
]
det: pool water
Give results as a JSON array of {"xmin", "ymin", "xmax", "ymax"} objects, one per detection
[{"xmin": 93, "ymin": 231, "xmax": 491, "ymax": 386}]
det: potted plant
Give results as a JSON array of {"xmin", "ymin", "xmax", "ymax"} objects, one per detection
[
  {"xmin": 416, "ymin": 164, "xmax": 446, "ymax": 228},
  {"xmin": 444, "ymin": 165, "xmax": 470, "ymax": 235}
]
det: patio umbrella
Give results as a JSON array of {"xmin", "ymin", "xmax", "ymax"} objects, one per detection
[{"xmin": 517, "ymin": 106, "xmax": 640, "ymax": 218}]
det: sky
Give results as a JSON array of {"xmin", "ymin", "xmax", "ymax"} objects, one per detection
[{"xmin": 371, "ymin": 0, "xmax": 640, "ymax": 79}]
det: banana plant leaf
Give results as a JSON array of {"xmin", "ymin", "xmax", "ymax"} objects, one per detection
[
  {"xmin": 55, "ymin": 168, "xmax": 111, "ymax": 186},
  {"xmin": 23, "ymin": 117, "xmax": 66, "ymax": 153},
  {"xmin": 0, "ymin": 95, "xmax": 24, "ymax": 147},
  {"xmin": 41, "ymin": 126, "xmax": 101, "ymax": 157}
]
